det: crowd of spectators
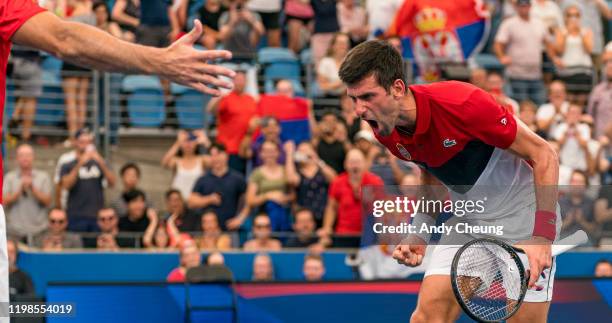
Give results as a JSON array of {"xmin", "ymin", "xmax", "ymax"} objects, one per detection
[{"xmin": 4, "ymin": 0, "xmax": 612, "ymax": 288}]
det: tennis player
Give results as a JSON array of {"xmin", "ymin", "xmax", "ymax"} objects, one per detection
[
  {"xmin": 339, "ymin": 40, "xmax": 561, "ymax": 322},
  {"xmin": 0, "ymin": 0, "xmax": 235, "ymax": 319}
]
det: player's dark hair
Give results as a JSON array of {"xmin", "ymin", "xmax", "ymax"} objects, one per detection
[{"xmin": 339, "ymin": 40, "xmax": 406, "ymax": 92}]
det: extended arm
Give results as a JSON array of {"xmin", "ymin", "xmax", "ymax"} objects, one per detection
[{"xmin": 13, "ymin": 12, "xmax": 234, "ymax": 96}]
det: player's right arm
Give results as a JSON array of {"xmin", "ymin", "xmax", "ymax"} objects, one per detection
[
  {"xmin": 392, "ymin": 168, "xmax": 445, "ymax": 267},
  {"xmin": 12, "ymin": 12, "xmax": 234, "ymax": 96}
]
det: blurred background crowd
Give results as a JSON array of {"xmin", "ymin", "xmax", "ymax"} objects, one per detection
[{"xmin": 4, "ymin": 0, "xmax": 612, "ymax": 298}]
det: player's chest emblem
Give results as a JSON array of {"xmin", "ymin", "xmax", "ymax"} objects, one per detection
[
  {"xmin": 396, "ymin": 143, "xmax": 412, "ymax": 160},
  {"xmin": 443, "ymin": 138, "xmax": 457, "ymax": 148}
]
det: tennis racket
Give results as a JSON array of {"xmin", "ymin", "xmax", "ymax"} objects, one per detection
[{"xmin": 450, "ymin": 230, "xmax": 588, "ymax": 323}]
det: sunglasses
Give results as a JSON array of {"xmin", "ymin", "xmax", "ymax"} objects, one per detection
[
  {"xmin": 98, "ymin": 216, "xmax": 115, "ymax": 222},
  {"xmin": 254, "ymin": 224, "xmax": 271, "ymax": 229},
  {"xmin": 566, "ymin": 12, "xmax": 580, "ymax": 18},
  {"xmin": 50, "ymin": 219, "xmax": 66, "ymax": 224}
]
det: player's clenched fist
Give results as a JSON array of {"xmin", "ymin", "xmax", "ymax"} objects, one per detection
[{"xmin": 392, "ymin": 236, "xmax": 426, "ymax": 267}]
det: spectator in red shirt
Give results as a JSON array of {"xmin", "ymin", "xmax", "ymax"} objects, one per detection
[
  {"xmin": 318, "ymin": 149, "xmax": 383, "ymax": 247},
  {"xmin": 209, "ymin": 70, "xmax": 257, "ymax": 174},
  {"xmin": 167, "ymin": 243, "xmax": 202, "ymax": 282}
]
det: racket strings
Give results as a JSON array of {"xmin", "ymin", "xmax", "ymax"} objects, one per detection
[{"xmin": 455, "ymin": 241, "xmax": 524, "ymax": 321}]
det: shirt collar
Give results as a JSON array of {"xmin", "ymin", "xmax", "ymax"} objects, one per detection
[{"xmin": 409, "ymin": 85, "xmax": 431, "ymax": 135}]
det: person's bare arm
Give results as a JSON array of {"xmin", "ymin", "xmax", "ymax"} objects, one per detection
[
  {"xmin": 30, "ymin": 185, "xmax": 52, "ymax": 207},
  {"xmin": 142, "ymin": 208, "xmax": 159, "ymax": 248},
  {"xmin": 595, "ymin": 199, "xmax": 612, "ymax": 224},
  {"xmin": 581, "ymin": 29, "xmax": 594, "ymax": 54},
  {"xmin": 61, "ymin": 157, "xmax": 88, "ymax": 190},
  {"xmin": 493, "ymin": 41, "xmax": 510, "ymax": 65},
  {"xmin": 13, "ymin": 13, "xmax": 234, "ymax": 96},
  {"xmin": 2, "ymin": 188, "xmax": 23, "ymax": 207},
  {"xmin": 507, "ymin": 120, "xmax": 558, "ymax": 288},
  {"xmin": 93, "ymin": 154, "xmax": 117, "ymax": 188},
  {"xmin": 111, "ymin": 0, "xmax": 140, "ymax": 28},
  {"xmin": 555, "ymin": 29, "xmax": 566, "ymax": 54},
  {"xmin": 207, "ymin": 97, "xmax": 221, "ymax": 115},
  {"xmin": 319, "ymin": 198, "xmax": 338, "ymax": 238},
  {"xmin": 545, "ymin": 38, "xmax": 562, "ymax": 67},
  {"xmin": 595, "ymin": 0, "xmax": 612, "ymax": 19}
]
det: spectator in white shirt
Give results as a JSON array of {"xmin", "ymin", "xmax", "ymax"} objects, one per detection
[{"xmin": 536, "ymin": 80, "xmax": 570, "ymax": 138}]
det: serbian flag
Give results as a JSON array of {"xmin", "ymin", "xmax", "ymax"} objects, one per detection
[
  {"xmin": 387, "ymin": 0, "xmax": 490, "ymax": 82},
  {"xmin": 256, "ymin": 95, "xmax": 312, "ymax": 144}
]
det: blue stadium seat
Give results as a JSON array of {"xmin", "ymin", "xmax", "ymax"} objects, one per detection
[
  {"xmin": 474, "ymin": 53, "xmax": 503, "ymax": 70},
  {"xmin": 257, "ymin": 47, "xmax": 298, "ymax": 64},
  {"xmin": 264, "ymin": 61, "xmax": 302, "ymax": 81},
  {"xmin": 300, "ymin": 48, "xmax": 312, "ymax": 66},
  {"xmin": 174, "ymin": 89, "xmax": 212, "ymax": 129},
  {"xmin": 41, "ymin": 56, "xmax": 63, "ymax": 84},
  {"xmin": 123, "ymin": 76, "xmax": 165, "ymax": 127},
  {"xmin": 36, "ymin": 84, "xmax": 65, "ymax": 126}
]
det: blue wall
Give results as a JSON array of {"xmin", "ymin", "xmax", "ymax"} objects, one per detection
[
  {"xmin": 17, "ymin": 250, "xmax": 612, "ymax": 297},
  {"xmin": 44, "ymin": 280, "xmax": 612, "ymax": 323},
  {"xmin": 18, "ymin": 251, "xmax": 356, "ymax": 296}
]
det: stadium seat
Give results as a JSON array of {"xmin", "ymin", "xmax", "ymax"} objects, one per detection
[
  {"xmin": 474, "ymin": 53, "xmax": 503, "ymax": 71},
  {"xmin": 258, "ymin": 47, "xmax": 302, "ymax": 82},
  {"xmin": 174, "ymin": 89, "xmax": 213, "ymax": 129},
  {"xmin": 36, "ymin": 84, "xmax": 65, "ymax": 126},
  {"xmin": 184, "ymin": 265, "xmax": 238, "ymax": 323},
  {"xmin": 123, "ymin": 76, "xmax": 165, "ymax": 128},
  {"xmin": 257, "ymin": 47, "xmax": 298, "ymax": 64},
  {"xmin": 300, "ymin": 48, "xmax": 312, "ymax": 66}
]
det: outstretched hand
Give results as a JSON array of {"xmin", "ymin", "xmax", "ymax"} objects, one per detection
[{"xmin": 161, "ymin": 20, "xmax": 235, "ymax": 96}]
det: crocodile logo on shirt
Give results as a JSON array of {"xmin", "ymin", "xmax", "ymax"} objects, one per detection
[{"xmin": 443, "ymin": 139, "xmax": 457, "ymax": 148}]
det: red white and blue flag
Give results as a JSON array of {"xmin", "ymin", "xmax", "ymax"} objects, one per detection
[{"xmin": 387, "ymin": 0, "xmax": 490, "ymax": 82}]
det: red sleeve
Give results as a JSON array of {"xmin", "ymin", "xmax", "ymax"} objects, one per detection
[
  {"xmin": 461, "ymin": 88, "xmax": 518, "ymax": 149},
  {"xmin": 0, "ymin": 0, "xmax": 46, "ymax": 42},
  {"xmin": 328, "ymin": 177, "xmax": 340, "ymax": 201}
]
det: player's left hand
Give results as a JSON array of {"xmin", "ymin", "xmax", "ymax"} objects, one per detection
[
  {"xmin": 514, "ymin": 237, "xmax": 552, "ymax": 289},
  {"xmin": 160, "ymin": 20, "xmax": 235, "ymax": 96}
]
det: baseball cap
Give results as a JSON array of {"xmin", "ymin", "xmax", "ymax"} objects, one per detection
[
  {"xmin": 516, "ymin": 0, "xmax": 531, "ymax": 5},
  {"xmin": 354, "ymin": 130, "xmax": 375, "ymax": 143}
]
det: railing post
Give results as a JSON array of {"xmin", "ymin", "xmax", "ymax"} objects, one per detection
[
  {"xmin": 92, "ymin": 70, "xmax": 100, "ymax": 149},
  {"xmin": 103, "ymin": 73, "xmax": 111, "ymax": 159}
]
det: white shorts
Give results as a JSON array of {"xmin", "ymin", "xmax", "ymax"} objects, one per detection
[{"xmin": 424, "ymin": 243, "xmax": 557, "ymax": 303}]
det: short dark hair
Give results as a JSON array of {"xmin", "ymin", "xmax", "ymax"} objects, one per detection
[
  {"xmin": 320, "ymin": 108, "xmax": 339, "ymax": 119},
  {"xmin": 120, "ymin": 162, "xmax": 141, "ymax": 178},
  {"xmin": 339, "ymin": 40, "xmax": 406, "ymax": 91},
  {"xmin": 165, "ymin": 188, "xmax": 182, "ymax": 200},
  {"xmin": 124, "ymin": 189, "xmax": 146, "ymax": 203},
  {"xmin": 209, "ymin": 142, "xmax": 227, "ymax": 153}
]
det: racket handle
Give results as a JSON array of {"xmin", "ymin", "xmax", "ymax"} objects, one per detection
[{"xmin": 551, "ymin": 230, "xmax": 588, "ymax": 256}]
